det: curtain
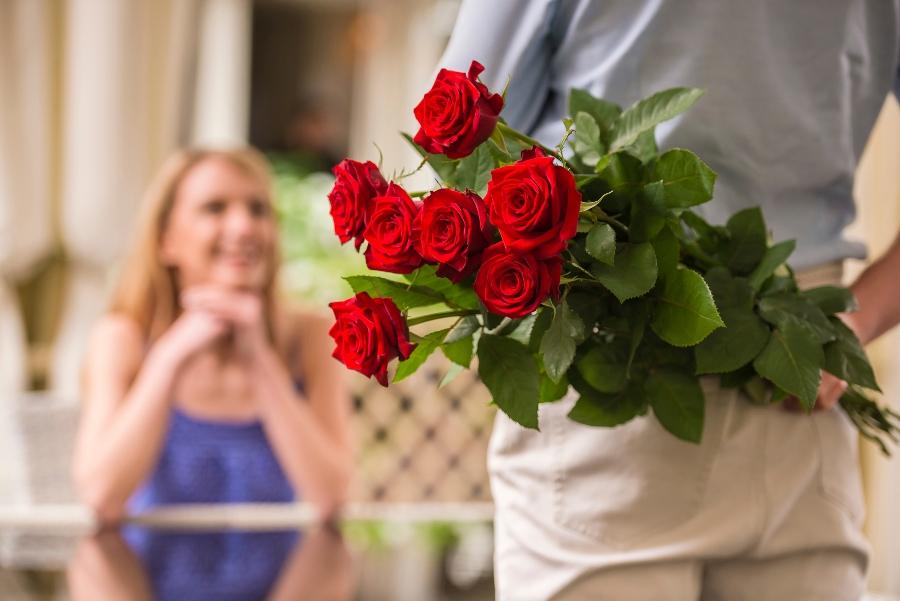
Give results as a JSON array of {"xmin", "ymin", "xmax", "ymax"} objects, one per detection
[{"xmin": 51, "ymin": 0, "xmax": 205, "ymax": 396}]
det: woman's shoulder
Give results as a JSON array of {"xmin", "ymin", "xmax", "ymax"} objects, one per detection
[
  {"xmin": 283, "ymin": 304, "xmax": 333, "ymax": 337},
  {"xmin": 276, "ymin": 303, "xmax": 333, "ymax": 373}
]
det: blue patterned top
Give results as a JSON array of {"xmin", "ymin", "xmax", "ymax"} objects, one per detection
[{"xmin": 129, "ymin": 407, "xmax": 296, "ymax": 511}]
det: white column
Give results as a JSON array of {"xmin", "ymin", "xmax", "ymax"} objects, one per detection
[
  {"xmin": 0, "ymin": 0, "xmax": 55, "ymax": 502},
  {"xmin": 190, "ymin": 0, "xmax": 252, "ymax": 147},
  {"xmin": 348, "ymin": 0, "xmax": 456, "ymax": 190}
]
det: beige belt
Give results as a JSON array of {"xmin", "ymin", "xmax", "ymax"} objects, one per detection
[{"xmin": 793, "ymin": 259, "xmax": 845, "ymax": 290}]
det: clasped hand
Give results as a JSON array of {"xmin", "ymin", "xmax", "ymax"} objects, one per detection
[{"xmin": 160, "ymin": 286, "xmax": 269, "ymax": 364}]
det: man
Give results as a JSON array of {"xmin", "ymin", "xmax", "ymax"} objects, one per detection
[{"xmin": 439, "ymin": 1, "xmax": 900, "ymax": 599}]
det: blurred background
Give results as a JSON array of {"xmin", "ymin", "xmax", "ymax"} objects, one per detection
[{"xmin": 0, "ymin": 0, "xmax": 898, "ymax": 598}]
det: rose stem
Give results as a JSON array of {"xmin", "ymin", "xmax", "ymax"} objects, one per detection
[{"xmin": 407, "ymin": 309, "xmax": 480, "ymax": 327}]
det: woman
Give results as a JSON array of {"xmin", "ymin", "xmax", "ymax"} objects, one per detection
[{"xmin": 73, "ymin": 148, "xmax": 352, "ymax": 523}]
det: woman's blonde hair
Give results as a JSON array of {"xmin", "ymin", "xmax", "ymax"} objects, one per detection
[{"xmin": 109, "ymin": 147, "xmax": 283, "ymax": 349}]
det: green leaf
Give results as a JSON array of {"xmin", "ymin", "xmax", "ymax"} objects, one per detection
[
  {"xmin": 747, "ymin": 240, "xmax": 796, "ymax": 291},
  {"xmin": 721, "ymin": 207, "xmax": 767, "ymax": 274},
  {"xmin": 574, "ymin": 112, "xmax": 604, "ymax": 166},
  {"xmin": 566, "ymin": 291, "xmax": 604, "ymax": 341},
  {"xmin": 610, "ymin": 88, "xmax": 704, "ymax": 150},
  {"xmin": 344, "ymin": 275, "xmax": 445, "ymax": 310},
  {"xmin": 454, "ymin": 143, "xmax": 496, "ymax": 195},
  {"xmin": 646, "ymin": 368, "xmax": 705, "ymax": 443},
  {"xmin": 651, "ymin": 224, "xmax": 680, "ymax": 278},
  {"xmin": 823, "ymin": 317, "xmax": 880, "ymax": 391},
  {"xmin": 403, "ymin": 265, "xmax": 481, "ymax": 309},
  {"xmin": 394, "ymin": 329, "xmax": 449, "ymax": 382},
  {"xmin": 625, "ymin": 298, "xmax": 651, "ymax": 376},
  {"xmin": 540, "ymin": 299, "xmax": 586, "ymax": 383},
  {"xmin": 596, "ymin": 151, "xmax": 643, "ymax": 193},
  {"xmin": 439, "ymin": 362, "xmax": 465, "ymax": 388},
  {"xmin": 651, "ymin": 267, "xmax": 724, "ymax": 346},
  {"xmin": 703, "ymin": 267, "xmax": 755, "ymax": 311},
  {"xmin": 757, "ymin": 293, "xmax": 836, "ymax": 344},
  {"xmin": 585, "ymin": 223, "xmax": 616, "ymax": 265},
  {"xmin": 629, "ymin": 180, "xmax": 667, "ymax": 242},
  {"xmin": 591, "ymin": 242, "xmax": 658, "ymax": 303},
  {"xmin": 576, "ymin": 340, "xmax": 628, "ymax": 393},
  {"xmin": 442, "ymin": 336, "xmax": 473, "ymax": 367},
  {"xmin": 568, "ymin": 88, "xmax": 621, "ymax": 139},
  {"xmin": 752, "ymin": 322, "xmax": 824, "ymax": 410},
  {"xmin": 800, "ymin": 286, "xmax": 859, "ymax": 315},
  {"xmin": 694, "ymin": 305, "xmax": 771, "ymax": 374},
  {"xmin": 477, "ymin": 334, "xmax": 540, "ymax": 429},
  {"xmin": 568, "ymin": 373, "xmax": 646, "ymax": 427},
  {"xmin": 647, "ymin": 148, "xmax": 716, "ymax": 208},
  {"xmin": 444, "ymin": 314, "xmax": 480, "ymax": 344},
  {"xmin": 623, "ymin": 128, "xmax": 658, "ymax": 162},
  {"xmin": 540, "ymin": 372, "xmax": 570, "ymax": 403},
  {"xmin": 528, "ymin": 308, "xmax": 554, "ymax": 352}
]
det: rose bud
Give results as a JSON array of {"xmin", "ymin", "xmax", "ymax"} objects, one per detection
[
  {"xmin": 413, "ymin": 60, "xmax": 504, "ymax": 159},
  {"xmin": 474, "ymin": 242, "xmax": 562, "ymax": 319},
  {"xmin": 328, "ymin": 159, "xmax": 388, "ymax": 249},
  {"xmin": 328, "ymin": 292, "xmax": 416, "ymax": 386},
  {"xmin": 363, "ymin": 183, "xmax": 426, "ymax": 274},
  {"xmin": 484, "ymin": 146, "xmax": 581, "ymax": 259}
]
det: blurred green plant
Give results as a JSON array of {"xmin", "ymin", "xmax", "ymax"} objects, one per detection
[{"xmin": 269, "ymin": 154, "xmax": 367, "ymax": 305}]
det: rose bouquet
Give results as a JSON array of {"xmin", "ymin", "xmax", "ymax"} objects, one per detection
[{"xmin": 326, "ymin": 60, "xmax": 900, "ymax": 452}]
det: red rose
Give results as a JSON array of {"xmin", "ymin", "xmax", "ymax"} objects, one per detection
[
  {"xmin": 413, "ymin": 60, "xmax": 504, "ymax": 159},
  {"xmin": 474, "ymin": 243, "xmax": 562, "ymax": 318},
  {"xmin": 484, "ymin": 147, "xmax": 581, "ymax": 259},
  {"xmin": 329, "ymin": 292, "xmax": 416, "ymax": 386},
  {"xmin": 328, "ymin": 159, "xmax": 388, "ymax": 249},
  {"xmin": 363, "ymin": 183, "xmax": 426, "ymax": 274},
  {"xmin": 419, "ymin": 188, "xmax": 493, "ymax": 282}
]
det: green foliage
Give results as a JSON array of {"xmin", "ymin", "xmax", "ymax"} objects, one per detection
[
  {"xmin": 824, "ymin": 317, "xmax": 880, "ymax": 391},
  {"xmin": 339, "ymin": 86, "xmax": 890, "ymax": 452},
  {"xmin": 585, "ymin": 223, "xmax": 616, "ymax": 264},
  {"xmin": 344, "ymin": 275, "xmax": 446, "ymax": 310},
  {"xmin": 651, "ymin": 267, "xmax": 724, "ymax": 347},
  {"xmin": 569, "ymin": 372, "xmax": 646, "ymax": 427},
  {"xmin": 753, "ymin": 322, "xmax": 824, "ymax": 411},
  {"xmin": 540, "ymin": 299, "xmax": 586, "ymax": 383},
  {"xmin": 394, "ymin": 329, "xmax": 449, "ymax": 382},
  {"xmin": 591, "ymin": 242, "xmax": 658, "ymax": 302},
  {"xmin": 647, "ymin": 149, "xmax": 716, "ymax": 208},
  {"xmin": 609, "ymin": 88, "xmax": 704, "ymax": 151},
  {"xmin": 646, "ymin": 368, "xmax": 706, "ymax": 443},
  {"xmin": 477, "ymin": 334, "xmax": 540, "ymax": 429},
  {"xmin": 442, "ymin": 335, "xmax": 474, "ymax": 367}
]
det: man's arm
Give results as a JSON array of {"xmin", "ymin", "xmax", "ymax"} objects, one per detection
[{"xmin": 811, "ymin": 230, "xmax": 900, "ymax": 410}]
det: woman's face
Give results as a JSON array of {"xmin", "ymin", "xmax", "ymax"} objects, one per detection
[{"xmin": 160, "ymin": 157, "xmax": 277, "ymax": 292}]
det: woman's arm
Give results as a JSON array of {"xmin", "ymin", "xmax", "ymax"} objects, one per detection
[
  {"xmin": 251, "ymin": 311, "xmax": 353, "ymax": 517},
  {"xmin": 73, "ymin": 311, "xmax": 226, "ymax": 522}
]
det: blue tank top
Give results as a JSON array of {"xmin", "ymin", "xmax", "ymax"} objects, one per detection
[{"xmin": 129, "ymin": 407, "xmax": 296, "ymax": 511}]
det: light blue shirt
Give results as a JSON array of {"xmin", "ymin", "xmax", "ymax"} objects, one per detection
[{"xmin": 440, "ymin": 0, "xmax": 900, "ymax": 269}]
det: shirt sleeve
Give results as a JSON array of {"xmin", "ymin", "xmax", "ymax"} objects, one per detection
[{"xmin": 438, "ymin": 0, "xmax": 561, "ymax": 133}]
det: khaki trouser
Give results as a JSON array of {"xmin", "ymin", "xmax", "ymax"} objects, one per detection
[{"xmin": 488, "ymin": 261, "xmax": 869, "ymax": 600}]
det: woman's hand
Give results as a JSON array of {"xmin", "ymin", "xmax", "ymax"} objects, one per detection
[
  {"xmin": 180, "ymin": 286, "xmax": 269, "ymax": 357},
  {"xmin": 155, "ymin": 308, "xmax": 230, "ymax": 367}
]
